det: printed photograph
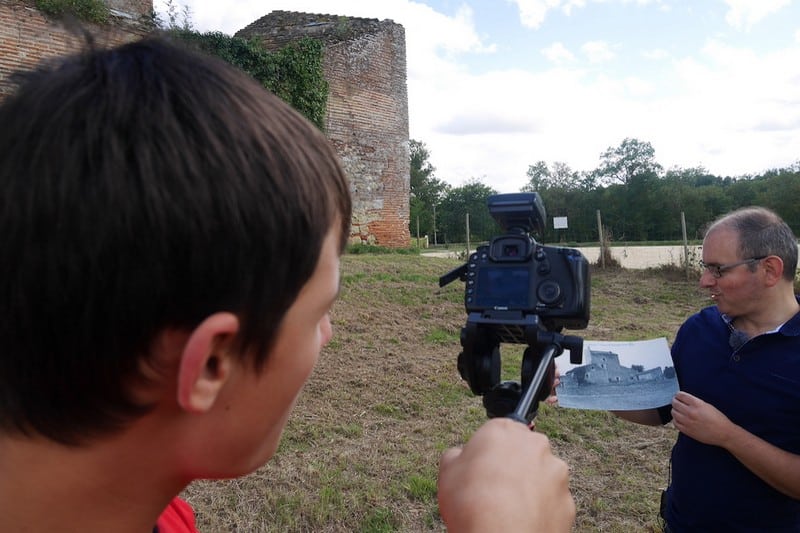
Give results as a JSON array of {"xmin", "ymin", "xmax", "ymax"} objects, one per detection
[{"xmin": 555, "ymin": 338, "xmax": 678, "ymax": 410}]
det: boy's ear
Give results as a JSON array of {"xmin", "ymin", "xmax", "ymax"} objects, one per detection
[{"xmin": 177, "ymin": 312, "xmax": 240, "ymax": 414}]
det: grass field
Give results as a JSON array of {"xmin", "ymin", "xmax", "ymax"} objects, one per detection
[{"xmin": 183, "ymin": 254, "xmax": 709, "ymax": 532}]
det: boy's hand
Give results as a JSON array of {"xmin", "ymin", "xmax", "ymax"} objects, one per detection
[{"xmin": 438, "ymin": 418, "xmax": 575, "ymax": 532}]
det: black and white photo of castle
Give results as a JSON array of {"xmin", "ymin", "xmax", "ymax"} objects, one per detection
[{"xmin": 556, "ymin": 338, "xmax": 679, "ymax": 410}]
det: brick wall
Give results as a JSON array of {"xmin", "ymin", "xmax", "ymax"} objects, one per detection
[
  {"xmin": 237, "ymin": 11, "xmax": 411, "ymax": 248},
  {"xmin": 0, "ymin": 0, "xmax": 152, "ymax": 97}
]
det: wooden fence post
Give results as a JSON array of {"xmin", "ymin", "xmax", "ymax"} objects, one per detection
[
  {"xmin": 681, "ymin": 211, "xmax": 690, "ymax": 281},
  {"xmin": 465, "ymin": 213, "xmax": 470, "ymax": 257},
  {"xmin": 596, "ymin": 210, "xmax": 605, "ymax": 269}
]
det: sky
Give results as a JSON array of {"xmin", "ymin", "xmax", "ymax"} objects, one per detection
[{"xmin": 157, "ymin": 0, "xmax": 800, "ymax": 193}]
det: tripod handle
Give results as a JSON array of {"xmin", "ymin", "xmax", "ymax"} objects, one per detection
[{"xmin": 507, "ymin": 343, "xmax": 559, "ymax": 425}]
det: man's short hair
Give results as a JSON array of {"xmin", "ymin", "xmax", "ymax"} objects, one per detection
[
  {"xmin": 0, "ymin": 36, "xmax": 352, "ymax": 444},
  {"xmin": 707, "ymin": 206, "xmax": 798, "ymax": 280}
]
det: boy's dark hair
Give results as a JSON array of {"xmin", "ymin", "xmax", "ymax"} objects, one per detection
[{"xmin": 0, "ymin": 37, "xmax": 352, "ymax": 445}]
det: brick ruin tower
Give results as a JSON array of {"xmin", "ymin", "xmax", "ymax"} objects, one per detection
[
  {"xmin": 1, "ymin": 6, "xmax": 411, "ymax": 247},
  {"xmin": 236, "ymin": 11, "xmax": 411, "ymax": 247}
]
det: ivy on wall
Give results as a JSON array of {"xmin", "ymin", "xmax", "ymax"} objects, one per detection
[
  {"xmin": 28, "ymin": 1, "xmax": 328, "ymax": 130},
  {"xmin": 169, "ymin": 30, "xmax": 329, "ymax": 130},
  {"xmin": 34, "ymin": 0, "xmax": 109, "ymax": 24}
]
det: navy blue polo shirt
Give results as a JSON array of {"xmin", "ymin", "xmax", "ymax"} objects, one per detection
[{"xmin": 662, "ymin": 301, "xmax": 800, "ymax": 532}]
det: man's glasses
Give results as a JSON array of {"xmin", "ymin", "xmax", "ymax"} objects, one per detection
[{"xmin": 700, "ymin": 256, "xmax": 766, "ymax": 278}]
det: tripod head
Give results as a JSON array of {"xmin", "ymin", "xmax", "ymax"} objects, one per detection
[{"xmin": 459, "ymin": 314, "xmax": 584, "ymax": 423}]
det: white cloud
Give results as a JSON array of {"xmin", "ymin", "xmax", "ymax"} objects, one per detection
[
  {"xmin": 416, "ymin": 63, "xmax": 655, "ymax": 191},
  {"xmin": 423, "ymin": 21, "xmax": 800, "ymax": 190},
  {"xmin": 508, "ymin": 0, "xmax": 663, "ymax": 29},
  {"xmin": 643, "ymin": 35, "xmax": 800, "ymax": 176},
  {"xmin": 581, "ymin": 40, "xmax": 616, "ymax": 63},
  {"xmin": 623, "ymin": 76, "xmax": 655, "ymax": 97},
  {"xmin": 510, "ymin": 0, "xmax": 564, "ymax": 29},
  {"xmin": 542, "ymin": 42, "xmax": 576, "ymax": 63},
  {"xmin": 723, "ymin": 0, "xmax": 792, "ymax": 31},
  {"xmin": 509, "ymin": 0, "xmax": 589, "ymax": 29},
  {"xmin": 641, "ymin": 48, "xmax": 669, "ymax": 60}
]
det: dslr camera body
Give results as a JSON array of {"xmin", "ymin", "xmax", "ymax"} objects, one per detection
[{"xmin": 440, "ymin": 192, "xmax": 590, "ymax": 421}]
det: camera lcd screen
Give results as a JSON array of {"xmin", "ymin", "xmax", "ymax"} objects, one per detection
[{"xmin": 475, "ymin": 267, "xmax": 530, "ymax": 308}]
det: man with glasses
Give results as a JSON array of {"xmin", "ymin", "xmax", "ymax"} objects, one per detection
[{"xmin": 614, "ymin": 206, "xmax": 800, "ymax": 532}]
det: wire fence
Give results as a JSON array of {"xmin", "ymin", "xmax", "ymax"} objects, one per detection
[{"xmin": 422, "ymin": 244, "xmax": 702, "ymax": 271}]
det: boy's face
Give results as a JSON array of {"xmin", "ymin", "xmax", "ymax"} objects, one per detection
[{"xmin": 206, "ymin": 225, "xmax": 341, "ymax": 475}]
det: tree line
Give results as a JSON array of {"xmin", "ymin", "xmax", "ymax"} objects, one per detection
[{"xmin": 410, "ymin": 138, "xmax": 800, "ymax": 245}]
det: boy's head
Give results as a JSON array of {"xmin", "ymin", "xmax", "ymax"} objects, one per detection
[{"xmin": 0, "ymin": 36, "xmax": 352, "ymax": 446}]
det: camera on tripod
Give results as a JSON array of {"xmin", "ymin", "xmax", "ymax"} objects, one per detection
[{"xmin": 439, "ymin": 192, "xmax": 591, "ymax": 422}]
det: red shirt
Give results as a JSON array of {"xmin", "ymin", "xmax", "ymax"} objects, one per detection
[{"xmin": 155, "ymin": 497, "xmax": 198, "ymax": 533}]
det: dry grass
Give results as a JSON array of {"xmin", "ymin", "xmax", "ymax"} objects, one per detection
[{"xmin": 183, "ymin": 255, "xmax": 708, "ymax": 532}]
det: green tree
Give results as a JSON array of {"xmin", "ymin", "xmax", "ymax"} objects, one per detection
[
  {"xmin": 657, "ymin": 167, "xmax": 731, "ymax": 240},
  {"xmin": 522, "ymin": 161, "xmax": 582, "ymax": 192},
  {"xmin": 437, "ymin": 179, "xmax": 499, "ymax": 243},
  {"xmin": 752, "ymin": 168, "xmax": 800, "ymax": 234},
  {"xmin": 520, "ymin": 161, "xmax": 598, "ymax": 242},
  {"xmin": 522, "ymin": 161, "xmax": 551, "ymax": 192},
  {"xmin": 594, "ymin": 138, "xmax": 663, "ymax": 185},
  {"xmin": 409, "ymin": 140, "xmax": 447, "ymax": 241},
  {"xmin": 522, "ymin": 142, "xmax": 800, "ymax": 243}
]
